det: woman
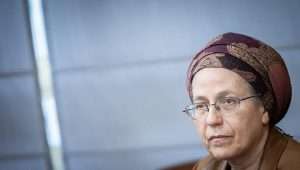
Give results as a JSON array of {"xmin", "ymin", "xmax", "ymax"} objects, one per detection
[{"xmin": 183, "ymin": 32, "xmax": 300, "ymax": 170}]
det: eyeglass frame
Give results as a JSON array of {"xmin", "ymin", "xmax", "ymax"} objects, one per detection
[{"xmin": 182, "ymin": 94, "xmax": 262, "ymax": 120}]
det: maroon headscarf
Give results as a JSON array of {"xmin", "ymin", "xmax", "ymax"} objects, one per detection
[{"xmin": 186, "ymin": 32, "xmax": 292, "ymax": 125}]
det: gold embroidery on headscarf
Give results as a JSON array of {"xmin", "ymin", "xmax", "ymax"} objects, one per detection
[
  {"xmin": 247, "ymin": 44, "xmax": 282, "ymax": 68},
  {"xmin": 189, "ymin": 51, "xmax": 211, "ymax": 71},
  {"xmin": 227, "ymin": 43, "xmax": 282, "ymax": 72},
  {"xmin": 226, "ymin": 42, "xmax": 276, "ymax": 114},
  {"xmin": 200, "ymin": 53, "xmax": 224, "ymax": 67},
  {"xmin": 191, "ymin": 53, "xmax": 225, "ymax": 75},
  {"xmin": 227, "ymin": 43, "xmax": 266, "ymax": 77}
]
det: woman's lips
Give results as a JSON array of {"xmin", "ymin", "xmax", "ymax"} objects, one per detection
[{"xmin": 208, "ymin": 135, "xmax": 233, "ymax": 146}]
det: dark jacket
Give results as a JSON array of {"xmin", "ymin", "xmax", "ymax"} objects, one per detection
[{"xmin": 193, "ymin": 127, "xmax": 300, "ymax": 170}]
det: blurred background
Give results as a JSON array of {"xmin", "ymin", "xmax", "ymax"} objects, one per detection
[{"xmin": 0, "ymin": 0, "xmax": 300, "ymax": 169}]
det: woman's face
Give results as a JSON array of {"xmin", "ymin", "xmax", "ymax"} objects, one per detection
[{"xmin": 191, "ymin": 68, "xmax": 269, "ymax": 160}]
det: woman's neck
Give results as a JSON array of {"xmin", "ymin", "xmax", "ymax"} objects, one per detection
[{"xmin": 228, "ymin": 127, "xmax": 269, "ymax": 170}]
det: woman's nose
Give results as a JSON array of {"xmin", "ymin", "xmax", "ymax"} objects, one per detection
[{"xmin": 205, "ymin": 105, "xmax": 223, "ymax": 126}]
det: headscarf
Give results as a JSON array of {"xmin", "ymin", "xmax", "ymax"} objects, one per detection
[{"xmin": 186, "ymin": 32, "xmax": 292, "ymax": 125}]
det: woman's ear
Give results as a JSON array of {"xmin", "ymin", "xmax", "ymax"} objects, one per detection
[{"xmin": 262, "ymin": 110, "xmax": 270, "ymax": 125}]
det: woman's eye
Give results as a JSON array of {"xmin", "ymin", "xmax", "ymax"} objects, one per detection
[
  {"xmin": 196, "ymin": 104, "xmax": 207, "ymax": 109},
  {"xmin": 222, "ymin": 98, "xmax": 237, "ymax": 105}
]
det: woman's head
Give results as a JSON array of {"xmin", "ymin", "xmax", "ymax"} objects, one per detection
[
  {"xmin": 186, "ymin": 32, "xmax": 292, "ymax": 126},
  {"xmin": 185, "ymin": 32, "xmax": 292, "ymax": 160}
]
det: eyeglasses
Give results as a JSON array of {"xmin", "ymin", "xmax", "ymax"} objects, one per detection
[{"xmin": 182, "ymin": 94, "xmax": 261, "ymax": 120}]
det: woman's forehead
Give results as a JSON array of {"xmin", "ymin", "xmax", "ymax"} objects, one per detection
[{"xmin": 191, "ymin": 68, "xmax": 253, "ymax": 98}]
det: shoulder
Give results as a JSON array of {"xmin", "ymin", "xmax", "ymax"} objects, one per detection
[
  {"xmin": 193, "ymin": 155, "xmax": 226, "ymax": 170},
  {"xmin": 286, "ymin": 136, "xmax": 300, "ymax": 154},
  {"xmin": 278, "ymin": 136, "xmax": 300, "ymax": 169}
]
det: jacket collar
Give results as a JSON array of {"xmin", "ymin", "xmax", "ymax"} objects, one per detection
[{"xmin": 259, "ymin": 127, "xmax": 288, "ymax": 170}]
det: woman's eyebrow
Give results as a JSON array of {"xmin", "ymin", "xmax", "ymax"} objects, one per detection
[
  {"xmin": 192, "ymin": 96, "xmax": 208, "ymax": 103},
  {"xmin": 216, "ymin": 90, "xmax": 235, "ymax": 98},
  {"xmin": 217, "ymin": 90, "xmax": 237, "ymax": 97},
  {"xmin": 192, "ymin": 90, "xmax": 237, "ymax": 102}
]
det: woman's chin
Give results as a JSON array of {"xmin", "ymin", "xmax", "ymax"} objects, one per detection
[{"xmin": 208, "ymin": 146, "xmax": 238, "ymax": 160}]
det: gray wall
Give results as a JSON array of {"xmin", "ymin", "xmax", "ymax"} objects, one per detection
[{"xmin": 1, "ymin": 0, "xmax": 300, "ymax": 170}]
